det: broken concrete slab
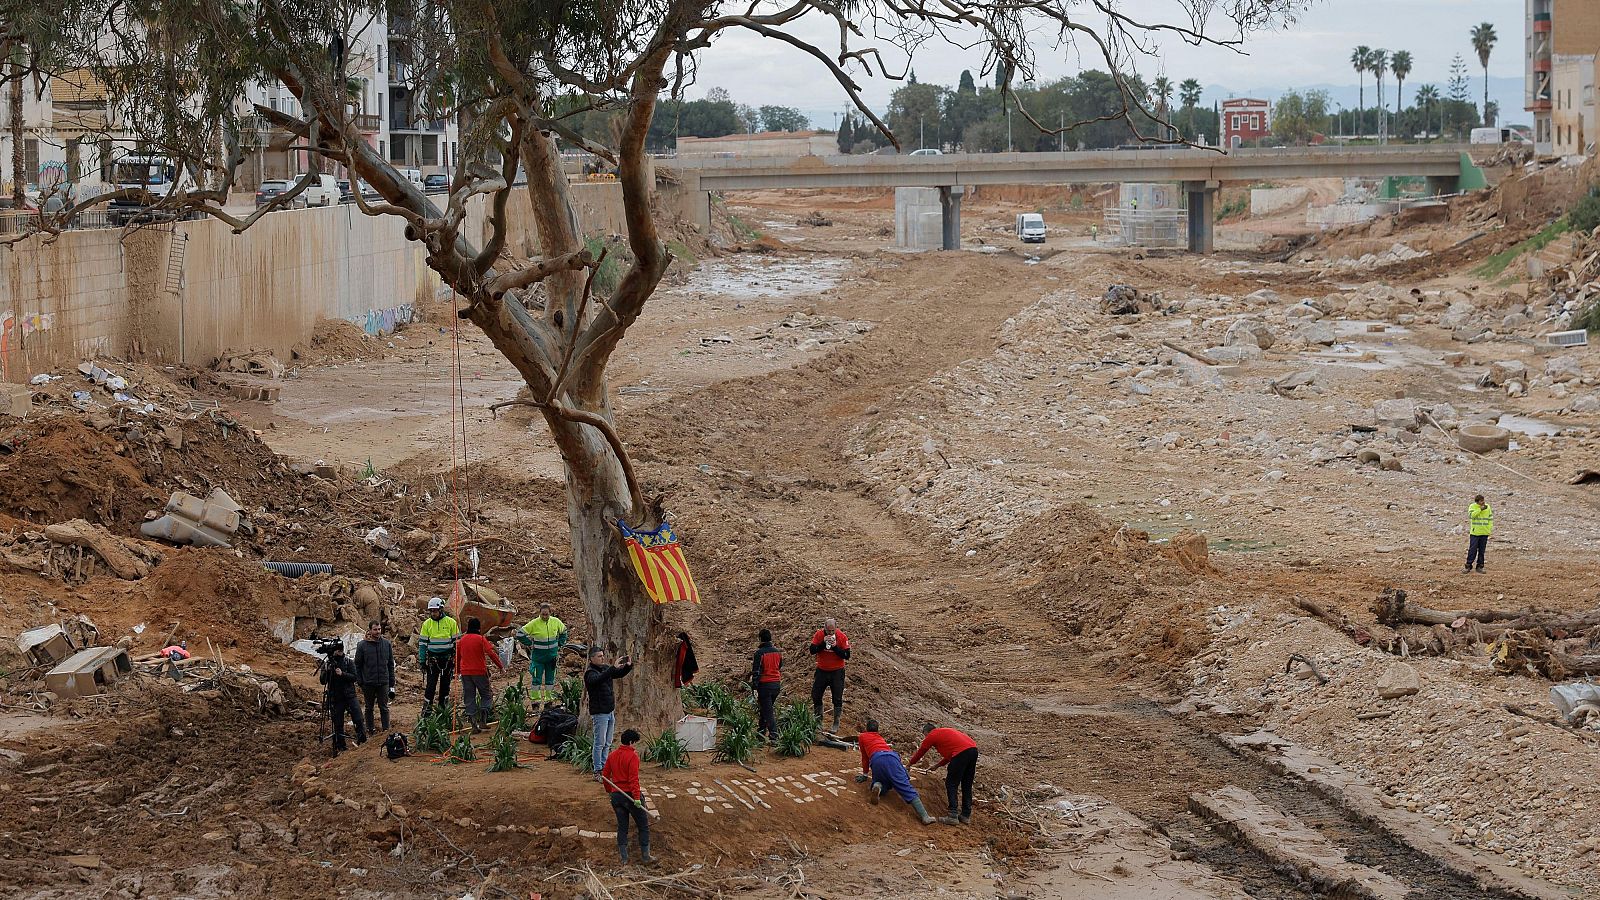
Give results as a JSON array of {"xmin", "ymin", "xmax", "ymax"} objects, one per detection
[
  {"xmin": 1295, "ymin": 321, "xmax": 1337, "ymax": 345},
  {"xmin": 1485, "ymin": 360, "xmax": 1527, "ymax": 387},
  {"xmin": 1190, "ymin": 786, "xmax": 1409, "ymax": 900},
  {"xmin": 0, "ymin": 383, "xmax": 32, "ymax": 418},
  {"xmin": 45, "ymin": 646, "xmax": 132, "ymax": 699}
]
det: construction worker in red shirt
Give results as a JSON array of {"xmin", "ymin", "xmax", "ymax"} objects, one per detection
[
  {"xmin": 455, "ymin": 617, "xmax": 505, "ymax": 732},
  {"xmin": 600, "ymin": 728, "xmax": 654, "ymax": 865},
  {"xmin": 808, "ymin": 617, "xmax": 850, "ymax": 734},
  {"xmin": 908, "ymin": 723, "xmax": 979, "ymax": 825},
  {"xmin": 853, "ymin": 719, "xmax": 934, "ymax": 824},
  {"xmin": 751, "ymin": 629, "xmax": 783, "ymax": 743}
]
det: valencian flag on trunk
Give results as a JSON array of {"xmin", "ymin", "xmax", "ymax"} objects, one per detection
[{"xmin": 617, "ymin": 517, "xmax": 700, "ymax": 604}]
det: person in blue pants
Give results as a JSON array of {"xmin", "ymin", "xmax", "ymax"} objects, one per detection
[{"xmin": 853, "ymin": 719, "xmax": 934, "ymax": 824}]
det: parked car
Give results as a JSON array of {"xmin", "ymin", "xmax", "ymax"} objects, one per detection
[
  {"xmin": 423, "ymin": 173, "xmax": 449, "ymax": 193},
  {"xmin": 909, "ymin": 148, "xmax": 943, "ymax": 156},
  {"xmin": 398, "ymin": 167, "xmax": 424, "ymax": 190},
  {"xmin": 255, "ymin": 180, "xmax": 302, "ymax": 209},
  {"xmin": 338, "ymin": 179, "xmax": 381, "ymax": 204},
  {"xmin": 300, "ymin": 174, "xmax": 339, "ymax": 207}
]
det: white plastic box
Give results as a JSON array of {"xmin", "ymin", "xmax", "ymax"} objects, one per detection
[{"xmin": 675, "ymin": 715, "xmax": 717, "ymax": 752}]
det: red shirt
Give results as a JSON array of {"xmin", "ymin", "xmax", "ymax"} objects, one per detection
[
  {"xmin": 454, "ymin": 633, "xmax": 505, "ymax": 676},
  {"xmin": 810, "ymin": 628, "xmax": 850, "ymax": 671},
  {"xmin": 601, "ymin": 744, "xmax": 641, "ymax": 800},
  {"xmin": 857, "ymin": 731, "xmax": 892, "ymax": 772},
  {"xmin": 907, "ymin": 727, "xmax": 977, "ymax": 768}
]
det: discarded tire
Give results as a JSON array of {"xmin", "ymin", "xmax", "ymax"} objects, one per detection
[{"xmin": 1457, "ymin": 424, "xmax": 1511, "ymax": 454}]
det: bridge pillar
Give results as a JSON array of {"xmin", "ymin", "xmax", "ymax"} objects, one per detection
[
  {"xmin": 1185, "ymin": 181, "xmax": 1217, "ymax": 255},
  {"xmin": 938, "ymin": 185, "xmax": 963, "ymax": 250}
]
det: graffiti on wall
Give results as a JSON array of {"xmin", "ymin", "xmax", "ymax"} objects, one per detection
[
  {"xmin": 0, "ymin": 310, "xmax": 56, "ymax": 380},
  {"xmin": 351, "ymin": 304, "xmax": 414, "ymax": 336}
]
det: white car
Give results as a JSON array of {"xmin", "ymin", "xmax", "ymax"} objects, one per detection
[{"xmin": 909, "ymin": 148, "xmax": 943, "ymax": 156}]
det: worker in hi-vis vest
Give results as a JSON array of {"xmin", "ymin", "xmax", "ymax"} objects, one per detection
[
  {"xmin": 417, "ymin": 597, "xmax": 460, "ymax": 714},
  {"xmin": 1465, "ymin": 494, "xmax": 1493, "ymax": 574},
  {"xmin": 517, "ymin": 602, "xmax": 568, "ymax": 703}
]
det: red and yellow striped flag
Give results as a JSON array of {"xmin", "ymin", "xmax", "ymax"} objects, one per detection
[{"xmin": 617, "ymin": 518, "xmax": 700, "ymax": 604}]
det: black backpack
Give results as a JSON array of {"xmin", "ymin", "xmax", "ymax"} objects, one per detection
[
  {"xmin": 384, "ymin": 733, "xmax": 409, "ymax": 760},
  {"xmin": 534, "ymin": 706, "xmax": 579, "ymax": 756}
]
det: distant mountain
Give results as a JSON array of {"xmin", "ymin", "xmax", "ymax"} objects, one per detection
[{"xmin": 1200, "ymin": 75, "xmax": 1527, "ymax": 127}]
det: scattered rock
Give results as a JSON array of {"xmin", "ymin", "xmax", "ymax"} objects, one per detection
[
  {"xmin": 1545, "ymin": 355, "xmax": 1584, "ymax": 384},
  {"xmin": 1484, "ymin": 360, "xmax": 1528, "ymax": 387},
  {"xmin": 1295, "ymin": 321, "xmax": 1337, "ymax": 345},
  {"xmin": 1224, "ymin": 318, "xmax": 1277, "ymax": 350},
  {"xmin": 1372, "ymin": 399, "xmax": 1419, "ymax": 431},
  {"xmin": 1376, "ymin": 663, "xmax": 1421, "ymax": 699}
]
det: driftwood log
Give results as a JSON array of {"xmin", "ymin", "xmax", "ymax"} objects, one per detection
[{"xmin": 1373, "ymin": 587, "xmax": 1600, "ymax": 639}]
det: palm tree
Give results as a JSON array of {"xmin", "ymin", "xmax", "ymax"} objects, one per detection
[
  {"xmin": 1471, "ymin": 23, "xmax": 1497, "ymax": 125},
  {"xmin": 1350, "ymin": 46, "xmax": 1372, "ymax": 136},
  {"xmin": 1371, "ymin": 49, "xmax": 1388, "ymax": 140},
  {"xmin": 1151, "ymin": 75, "xmax": 1174, "ymax": 138},
  {"xmin": 1178, "ymin": 78, "xmax": 1202, "ymax": 139},
  {"xmin": 1390, "ymin": 50, "xmax": 1413, "ymax": 114},
  {"xmin": 1415, "ymin": 84, "xmax": 1439, "ymax": 138}
]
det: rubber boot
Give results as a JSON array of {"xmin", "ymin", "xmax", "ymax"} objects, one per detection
[
  {"xmin": 870, "ymin": 782, "xmax": 884, "ymax": 805},
  {"xmin": 958, "ymin": 814, "xmax": 971, "ymax": 825},
  {"xmin": 910, "ymin": 797, "xmax": 935, "ymax": 825},
  {"xmin": 618, "ymin": 845, "xmax": 628, "ymax": 864},
  {"xmin": 829, "ymin": 709, "xmax": 841, "ymax": 734},
  {"xmin": 937, "ymin": 815, "xmax": 960, "ymax": 826},
  {"xmin": 640, "ymin": 838, "xmax": 655, "ymax": 865}
]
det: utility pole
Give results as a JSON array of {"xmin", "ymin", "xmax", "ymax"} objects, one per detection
[
  {"xmin": 1006, "ymin": 106, "xmax": 1013, "ymax": 152},
  {"xmin": 1059, "ymin": 109, "xmax": 1065, "ymax": 151},
  {"xmin": 919, "ymin": 115, "xmax": 924, "ymax": 150}
]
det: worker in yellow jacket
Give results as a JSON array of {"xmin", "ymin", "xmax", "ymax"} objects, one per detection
[
  {"xmin": 517, "ymin": 602, "xmax": 568, "ymax": 703},
  {"xmin": 417, "ymin": 597, "xmax": 460, "ymax": 714},
  {"xmin": 1465, "ymin": 494, "xmax": 1493, "ymax": 574}
]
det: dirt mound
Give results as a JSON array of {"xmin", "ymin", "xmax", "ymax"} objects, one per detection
[
  {"xmin": 290, "ymin": 318, "xmax": 380, "ymax": 364},
  {"xmin": 988, "ymin": 504, "xmax": 1215, "ymax": 677},
  {"xmin": 0, "ymin": 415, "xmax": 161, "ymax": 527}
]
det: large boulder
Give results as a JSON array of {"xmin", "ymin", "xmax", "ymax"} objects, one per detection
[
  {"xmin": 1224, "ymin": 318, "xmax": 1277, "ymax": 350},
  {"xmin": 1545, "ymin": 355, "xmax": 1584, "ymax": 384},
  {"xmin": 1296, "ymin": 321, "xmax": 1338, "ymax": 346},
  {"xmin": 1376, "ymin": 662, "xmax": 1421, "ymax": 699},
  {"xmin": 1485, "ymin": 359, "xmax": 1528, "ymax": 387},
  {"xmin": 1438, "ymin": 301, "xmax": 1478, "ymax": 330}
]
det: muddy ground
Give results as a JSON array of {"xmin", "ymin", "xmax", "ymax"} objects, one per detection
[{"xmin": 2, "ymin": 174, "xmax": 1598, "ymax": 899}]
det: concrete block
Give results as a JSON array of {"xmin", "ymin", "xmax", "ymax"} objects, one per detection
[{"xmin": 1, "ymin": 383, "xmax": 32, "ymax": 418}]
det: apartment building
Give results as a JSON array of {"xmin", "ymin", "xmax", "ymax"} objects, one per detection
[{"xmin": 1527, "ymin": 0, "xmax": 1598, "ymax": 155}]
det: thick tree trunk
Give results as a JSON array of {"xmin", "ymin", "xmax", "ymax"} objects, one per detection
[
  {"xmin": 559, "ymin": 427, "xmax": 684, "ymax": 731},
  {"xmin": 10, "ymin": 54, "xmax": 24, "ymax": 210}
]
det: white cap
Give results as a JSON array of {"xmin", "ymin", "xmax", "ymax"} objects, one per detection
[{"xmin": 428, "ymin": 597, "xmax": 445, "ymax": 610}]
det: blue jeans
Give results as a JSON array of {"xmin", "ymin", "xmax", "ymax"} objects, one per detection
[
  {"xmin": 591, "ymin": 712, "xmax": 616, "ymax": 773},
  {"xmin": 1466, "ymin": 534, "xmax": 1488, "ymax": 570}
]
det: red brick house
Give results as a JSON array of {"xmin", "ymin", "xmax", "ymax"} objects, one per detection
[{"xmin": 1221, "ymin": 98, "xmax": 1271, "ymax": 148}]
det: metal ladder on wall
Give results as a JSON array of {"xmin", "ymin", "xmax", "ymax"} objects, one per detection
[{"xmin": 164, "ymin": 230, "xmax": 188, "ymax": 296}]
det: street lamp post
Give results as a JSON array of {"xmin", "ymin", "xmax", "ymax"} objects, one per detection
[{"xmin": 919, "ymin": 115, "xmax": 924, "ymax": 150}]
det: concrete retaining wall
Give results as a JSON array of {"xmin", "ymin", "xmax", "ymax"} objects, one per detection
[
  {"xmin": 1305, "ymin": 203, "xmax": 1385, "ymax": 228},
  {"xmin": 0, "ymin": 181, "xmax": 656, "ymax": 379},
  {"xmin": 1250, "ymin": 186, "xmax": 1310, "ymax": 216}
]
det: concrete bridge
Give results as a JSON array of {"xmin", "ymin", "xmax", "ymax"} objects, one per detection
[{"xmin": 664, "ymin": 146, "xmax": 1481, "ymax": 253}]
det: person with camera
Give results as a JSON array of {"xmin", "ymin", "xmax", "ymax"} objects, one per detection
[
  {"xmin": 584, "ymin": 647, "xmax": 633, "ymax": 774},
  {"xmin": 319, "ymin": 641, "xmax": 367, "ymax": 755},
  {"xmin": 355, "ymin": 622, "xmax": 395, "ymax": 733},
  {"xmin": 417, "ymin": 598, "xmax": 460, "ymax": 715},
  {"xmin": 808, "ymin": 617, "xmax": 851, "ymax": 734}
]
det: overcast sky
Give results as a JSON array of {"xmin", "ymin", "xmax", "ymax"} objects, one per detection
[{"xmin": 690, "ymin": 1, "xmax": 1526, "ymax": 126}]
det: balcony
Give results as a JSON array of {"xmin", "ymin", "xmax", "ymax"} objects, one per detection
[{"xmin": 353, "ymin": 113, "xmax": 381, "ymax": 132}]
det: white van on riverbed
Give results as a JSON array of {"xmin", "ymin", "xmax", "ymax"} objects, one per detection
[{"xmin": 1014, "ymin": 212, "xmax": 1046, "ymax": 243}]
